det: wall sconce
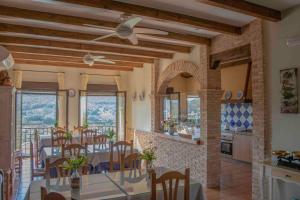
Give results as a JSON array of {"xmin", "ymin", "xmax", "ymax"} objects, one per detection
[
  {"xmin": 132, "ymin": 91, "xmax": 137, "ymax": 101},
  {"xmin": 139, "ymin": 91, "xmax": 145, "ymax": 101}
]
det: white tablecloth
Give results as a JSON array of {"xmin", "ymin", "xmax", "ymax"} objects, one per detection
[{"xmin": 40, "ymin": 145, "xmax": 135, "ymax": 167}]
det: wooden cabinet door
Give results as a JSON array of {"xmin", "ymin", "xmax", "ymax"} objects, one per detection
[{"xmin": 233, "ymin": 134, "xmax": 252, "ymax": 163}]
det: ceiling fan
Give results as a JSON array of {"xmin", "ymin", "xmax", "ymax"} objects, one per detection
[
  {"xmin": 85, "ymin": 16, "xmax": 168, "ymax": 45},
  {"xmin": 83, "ymin": 53, "xmax": 115, "ymax": 66}
]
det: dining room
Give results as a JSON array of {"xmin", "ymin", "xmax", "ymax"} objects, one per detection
[{"xmin": 0, "ymin": 0, "xmax": 299, "ymax": 200}]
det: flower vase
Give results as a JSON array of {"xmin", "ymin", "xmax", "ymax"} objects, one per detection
[
  {"xmin": 71, "ymin": 169, "xmax": 80, "ymax": 189},
  {"xmin": 168, "ymin": 127, "xmax": 175, "ymax": 135}
]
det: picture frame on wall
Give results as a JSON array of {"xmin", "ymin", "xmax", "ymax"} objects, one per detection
[{"xmin": 280, "ymin": 68, "xmax": 298, "ymax": 113}]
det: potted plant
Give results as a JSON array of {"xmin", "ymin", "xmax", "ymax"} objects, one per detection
[
  {"xmin": 63, "ymin": 155, "xmax": 87, "ymax": 189},
  {"xmin": 140, "ymin": 146, "xmax": 157, "ymax": 171},
  {"xmin": 106, "ymin": 129, "xmax": 115, "ymax": 142},
  {"xmin": 64, "ymin": 131, "xmax": 73, "ymax": 144},
  {"xmin": 83, "ymin": 120, "xmax": 89, "ymax": 129},
  {"xmin": 54, "ymin": 121, "xmax": 59, "ymax": 128}
]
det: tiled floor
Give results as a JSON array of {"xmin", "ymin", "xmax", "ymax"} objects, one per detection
[
  {"xmin": 13, "ymin": 157, "xmax": 251, "ymax": 200},
  {"xmin": 205, "ymin": 157, "xmax": 252, "ymax": 200}
]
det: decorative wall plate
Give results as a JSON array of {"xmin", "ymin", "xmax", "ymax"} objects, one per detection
[
  {"xmin": 236, "ymin": 90, "xmax": 244, "ymax": 100},
  {"xmin": 69, "ymin": 89, "xmax": 76, "ymax": 97},
  {"xmin": 224, "ymin": 90, "xmax": 232, "ymax": 100}
]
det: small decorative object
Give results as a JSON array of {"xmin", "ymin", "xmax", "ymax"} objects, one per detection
[
  {"xmin": 140, "ymin": 145, "xmax": 157, "ymax": 172},
  {"xmin": 280, "ymin": 68, "xmax": 298, "ymax": 113},
  {"xmin": 162, "ymin": 117, "xmax": 177, "ymax": 135},
  {"xmin": 132, "ymin": 91, "xmax": 137, "ymax": 101},
  {"xmin": 236, "ymin": 90, "xmax": 244, "ymax": 100},
  {"xmin": 106, "ymin": 129, "xmax": 115, "ymax": 142},
  {"xmin": 224, "ymin": 90, "xmax": 232, "ymax": 100},
  {"xmin": 0, "ymin": 70, "xmax": 13, "ymax": 86},
  {"xmin": 64, "ymin": 131, "xmax": 73, "ymax": 144},
  {"xmin": 63, "ymin": 155, "xmax": 87, "ymax": 189},
  {"xmin": 68, "ymin": 89, "xmax": 76, "ymax": 97},
  {"xmin": 139, "ymin": 91, "xmax": 145, "ymax": 101}
]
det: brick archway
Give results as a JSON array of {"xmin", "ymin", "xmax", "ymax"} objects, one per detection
[{"xmin": 157, "ymin": 60, "xmax": 202, "ymax": 94}]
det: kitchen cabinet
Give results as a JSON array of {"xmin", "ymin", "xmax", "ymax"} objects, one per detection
[{"xmin": 233, "ymin": 134, "xmax": 252, "ymax": 163}]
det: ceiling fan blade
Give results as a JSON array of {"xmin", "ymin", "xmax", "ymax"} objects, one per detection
[
  {"xmin": 92, "ymin": 55, "xmax": 105, "ymax": 59},
  {"xmin": 128, "ymin": 34, "xmax": 138, "ymax": 45},
  {"xmin": 94, "ymin": 58, "xmax": 116, "ymax": 64},
  {"xmin": 122, "ymin": 17, "xmax": 143, "ymax": 28},
  {"xmin": 84, "ymin": 24, "xmax": 115, "ymax": 31},
  {"xmin": 134, "ymin": 28, "xmax": 168, "ymax": 35},
  {"xmin": 93, "ymin": 33, "xmax": 116, "ymax": 41}
]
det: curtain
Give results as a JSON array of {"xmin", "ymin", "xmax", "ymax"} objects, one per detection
[
  {"xmin": 57, "ymin": 73, "xmax": 66, "ymax": 127},
  {"xmin": 57, "ymin": 72, "xmax": 65, "ymax": 90},
  {"xmin": 114, "ymin": 76, "xmax": 121, "ymax": 91},
  {"xmin": 13, "ymin": 70, "xmax": 22, "ymax": 89},
  {"xmin": 80, "ymin": 74, "xmax": 89, "ymax": 91}
]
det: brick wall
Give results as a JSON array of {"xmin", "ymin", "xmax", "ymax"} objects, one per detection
[{"xmin": 211, "ymin": 19, "xmax": 268, "ymax": 200}]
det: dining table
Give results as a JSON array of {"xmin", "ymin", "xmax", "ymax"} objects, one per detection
[
  {"xmin": 39, "ymin": 134, "xmax": 94, "ymax": 149},
  {"xmin": 39, "ymin": 145, "xmax": 136, "ymax": 168},
  {"xmin": 27, "ymin": 167, "xmax": 206, "ymax": 200}
]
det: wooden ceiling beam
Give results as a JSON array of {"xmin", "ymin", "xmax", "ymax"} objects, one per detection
[
  {"xmin": 0, "ymin": 23, "xmax": 191, "ymax": 53},
  {"xmin": 56, "ymin": 0, "xmax": 241, "ymax": 35},
  {"xmin": 0, "ymin": 6, "xmax": 211, "ymax": 45},
  {"xmin": 12, "ymin": 52, "xmax": 143, "ymax": 68},
  {"xmin": 5, "ymin": 45, "xmax": 154, "ymax": 63},
  {"xmin": 200, "ymin": 0, "xmax": 281, "ymax": 22},
  {"xmin": 0, "ymin": 36, "xmax": 173, "ymax": 58},
  {"xmin": 14, "ymin": 59, "xmax": 134, "ymax": 71}
]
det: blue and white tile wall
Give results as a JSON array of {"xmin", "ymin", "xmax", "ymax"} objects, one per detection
[{"xmin": 221, "ymin": 103, "xmax": 253, "ymax": 130}]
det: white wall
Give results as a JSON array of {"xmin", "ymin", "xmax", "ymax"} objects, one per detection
[{"xmin": 264, "ymin": 5, "xmax": 300, "ymax": 151}]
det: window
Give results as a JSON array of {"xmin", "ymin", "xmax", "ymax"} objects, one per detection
[
  {"xmin": 163, "ymin": 93, "xmax": 180, "ymax": 121},
  {"xmin": 86, "ymin": 95, "xmax": 116, "ymax": 126},
  {"xmin": 187, "ymin": 96, "xmax": 200, "ymax": 125},
  {"xmin": 21, "ymin": 91, "xmax": 57, "ymax": 127}
]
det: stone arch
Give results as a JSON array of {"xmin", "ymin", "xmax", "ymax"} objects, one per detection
[{"xmin": 157, "ymin": 60, "xmax": 202, "ymax": 94}]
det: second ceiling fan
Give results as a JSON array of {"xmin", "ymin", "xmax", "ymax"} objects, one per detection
[{"xmin": 86, "ymin": 16, "xmax": 169, "ymax": 45}]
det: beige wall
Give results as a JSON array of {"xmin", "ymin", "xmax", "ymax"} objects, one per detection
[
  {"xmin": 10, "ymin": 64, "xmax": 120, "ymax": 129},
  {"xmin": 264, "ymin": 5, "xmax": 300, "ymax": 151}
]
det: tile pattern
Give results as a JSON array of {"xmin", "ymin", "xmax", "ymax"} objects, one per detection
[{"xmin": 221, "ymin": 103, "xmax": 253, "ymax": 129}]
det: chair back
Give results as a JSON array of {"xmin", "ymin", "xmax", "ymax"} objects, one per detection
[
  {"xmin": 123, "ymin": 153, "xmax": 141, "ymax": 171},
  {"xmin": 110, "ymin": 140, "xmax": 133, "ymax": 171},
  {"xmin": 41, "ymin": 186, "xmax": 66, "ymax": 200},
  {"xmin": 62, "ymin": 143, "xmax": 88, "ymax": 158},
  {"xmin": 74, "ymin": 126, "xmax": 85, "ymax": 134},
  {"xmin": 81, "ymin": 129, "xmax": 95, "ymax": 145},
  {"xmin": 151, "ymin": 168, "xmax": 190, "ymax": 200},
  {"xmin": 51, "ymin": 129, "xmax": 66, "ymax": 147},
  {"xmin": 45, "ymin": 158, "xmax": 69, "ymax": 179},
  {"xmin": 93, "ymin": 134, "xmax": 109, "ymax": 150}
]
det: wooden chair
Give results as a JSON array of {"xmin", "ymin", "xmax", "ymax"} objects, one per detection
[
  {"xmin": 81, "ymin": 129, "xmax": 95, "ymax": 145},
  {"xmin": 151, "ymin": 168, "xmax": 190, "ymax": 200},
  {"xmin": 51, "ymin": 129, "xmax": 67, "ymax": 147},
  {"xmin": 93, "ymin": 134, "xmax": 109, "ymax": 151},
  {"xmin": 122, "ymin": 152, "xmax": 141, "ymax": 171},
  {"xmin": 14, "ymin": 150, "xmax": 23, "ymax": 176},
  {"xmin": 30, "ymin": 142, "xmax": 45, "ymax": 180},
  {"xmin": 74, "ymin": 126, "xmax": 85, "ymax": 133},
  {"xmin": 62, "ymin": 143, "xmax": 88, "ymax": 158},
  {"xmin": 45, "ymin": 157, "xmax": 70, "ymax": 179},
  {"xmin": 109, "ymin": 140, "xmax": 133, "ymax": 172},
  {"xmin": 41, "ymin": 186, "xmax": 66, "ymax": 200}
]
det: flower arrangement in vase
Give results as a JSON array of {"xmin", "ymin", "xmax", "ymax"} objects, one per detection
[
  {"xmin": 63, "ymin": 155, "xmax": 87, "ymax": 189},
  {"xmin": 106, "ymin": 129, "xmax": 115, "ymax": 142},
  {"xmin": 64, "ymin": 131, "xmax": 73, "ymax": 144},
  {"xmin": 162, "ymin": 117, "xmax": 177, "ymax": 135},
  {"xmin": 139, "ymin": 145, "xmax": 157, "ymax": 172}
]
